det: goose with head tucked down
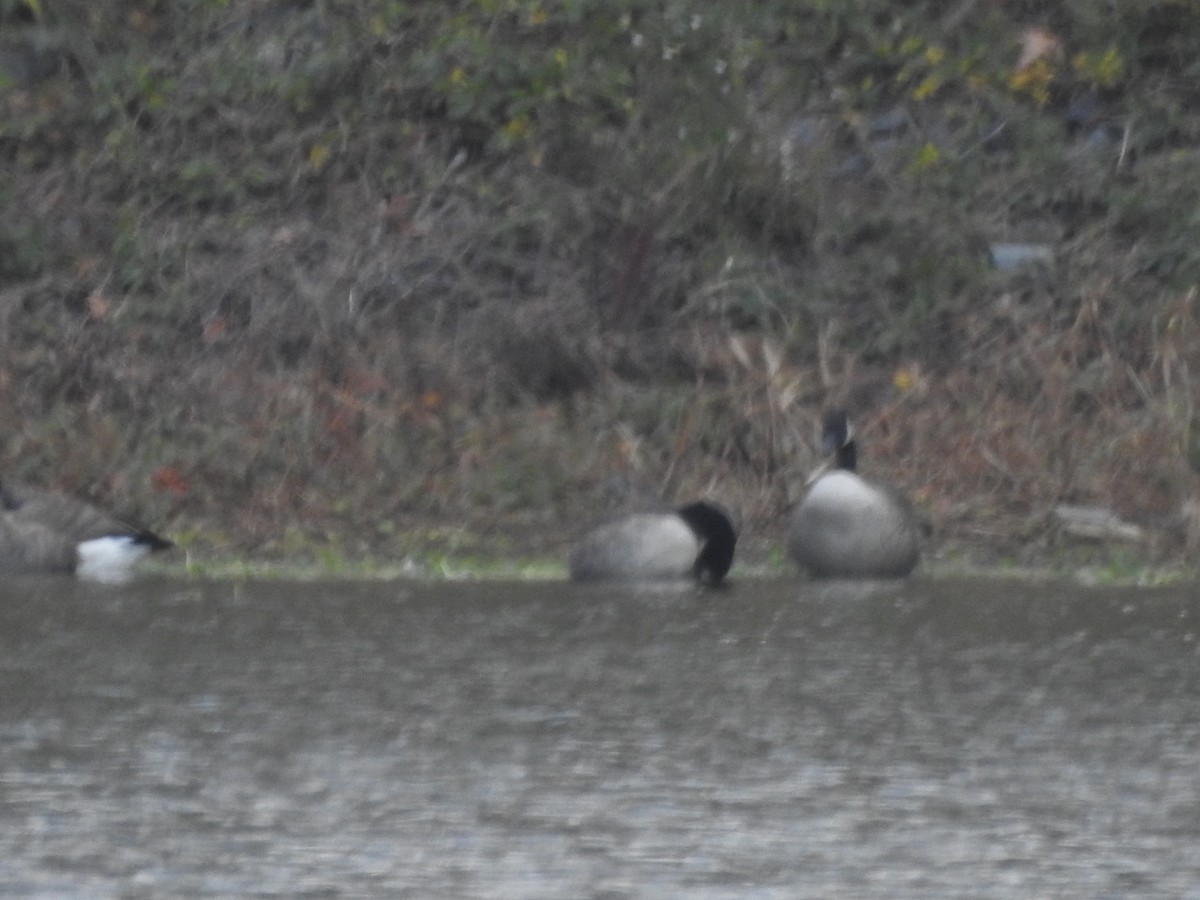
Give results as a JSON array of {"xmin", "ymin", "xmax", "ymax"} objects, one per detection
[
  {"xmin": 0, "ymin": 482, "xmax": 173, "ymax": 582},
  {"xmin": 788, "ymin": 409, "xmax": 919, "ymax": 578},
  {"xmin": 569, "ymin": 500, "xmax": 737, "ymax": 584}
]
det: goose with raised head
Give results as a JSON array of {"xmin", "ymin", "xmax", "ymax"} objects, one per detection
[
  {"xmin": 788, "ymin": 409, "xmax": 919, "ymax": 578},
  {"xmin": 0, "ymin": 482, "xmax": 173, "ymax": 582},
  {"xmin": 569, "ymin": 500, "xmax": 737, "ymax": 584}
]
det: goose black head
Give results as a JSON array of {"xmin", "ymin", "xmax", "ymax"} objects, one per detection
[
  {"xmin": 676, "ymin": 500, "xmax": 737, "ymax": 584},
  {"xmin": 821, "ymin": 408, "xmax": 858, "ymax": 472}
]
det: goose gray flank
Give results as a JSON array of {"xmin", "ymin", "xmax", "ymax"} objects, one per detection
[
  {"xmin": 788, "ymin": 409, "xmax": 919, "ymax": 578},
  {"xmin": 0, "ymin": 482, "xmax": 172, "ymax": 582},
  {"xmin": 569, "ymin": 500, "xmax": 737, "ymax": 583}
]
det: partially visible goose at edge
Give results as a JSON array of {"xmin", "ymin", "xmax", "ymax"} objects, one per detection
[
  {"xmin": 0, "ymin": 482, "xmax": 173, "ymax": 582},
  {"xmin": 788, "ymin": 409, "xmax": 920, "ymax": 578},
  {"xmin": 569, "ymin": 500, "xmax": 737, "ymax": 584}
]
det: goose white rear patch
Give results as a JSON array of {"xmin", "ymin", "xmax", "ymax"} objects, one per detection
[{"xmin": 76, "ymin": 536, "xmax": 152, "ymax": 584}]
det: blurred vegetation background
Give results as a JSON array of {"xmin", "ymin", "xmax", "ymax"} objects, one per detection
[{"xmin": 3, "ymin": 0, "xmax": 1200, "ymax": 572}]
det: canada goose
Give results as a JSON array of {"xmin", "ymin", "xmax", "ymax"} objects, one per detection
[
  {"xmin": 569, "ymin": 500, "xmax": 737, "ymax": 583},
  {"xmin": 0, "ymin": 482, "xmax": 172, "ymax": 582},
  {"xmin": 788, "ymin": 409, "xmax": 919, "ymax": 578}
]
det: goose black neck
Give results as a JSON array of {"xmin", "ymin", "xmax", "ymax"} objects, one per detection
[
  {"xmin": 836, "ymin": 438, "xmax": 858, "ymax": 472},
  {"xmin": 133, "ymin": 530, "xmax": 175, "ymax": 551},
  {"xmin": 677, "ymin": 501, "xmax": 737, "ymax": 584}
]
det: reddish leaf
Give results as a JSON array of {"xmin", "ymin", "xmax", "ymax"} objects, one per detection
[{"xmin": 152, "ymin": 466, "xmax": 189, "ymax": 497}]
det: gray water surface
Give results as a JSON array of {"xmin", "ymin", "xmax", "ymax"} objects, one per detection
[{"xmin": 2, "ymin": 575, "xmax": 1199, "ymax": 898}]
